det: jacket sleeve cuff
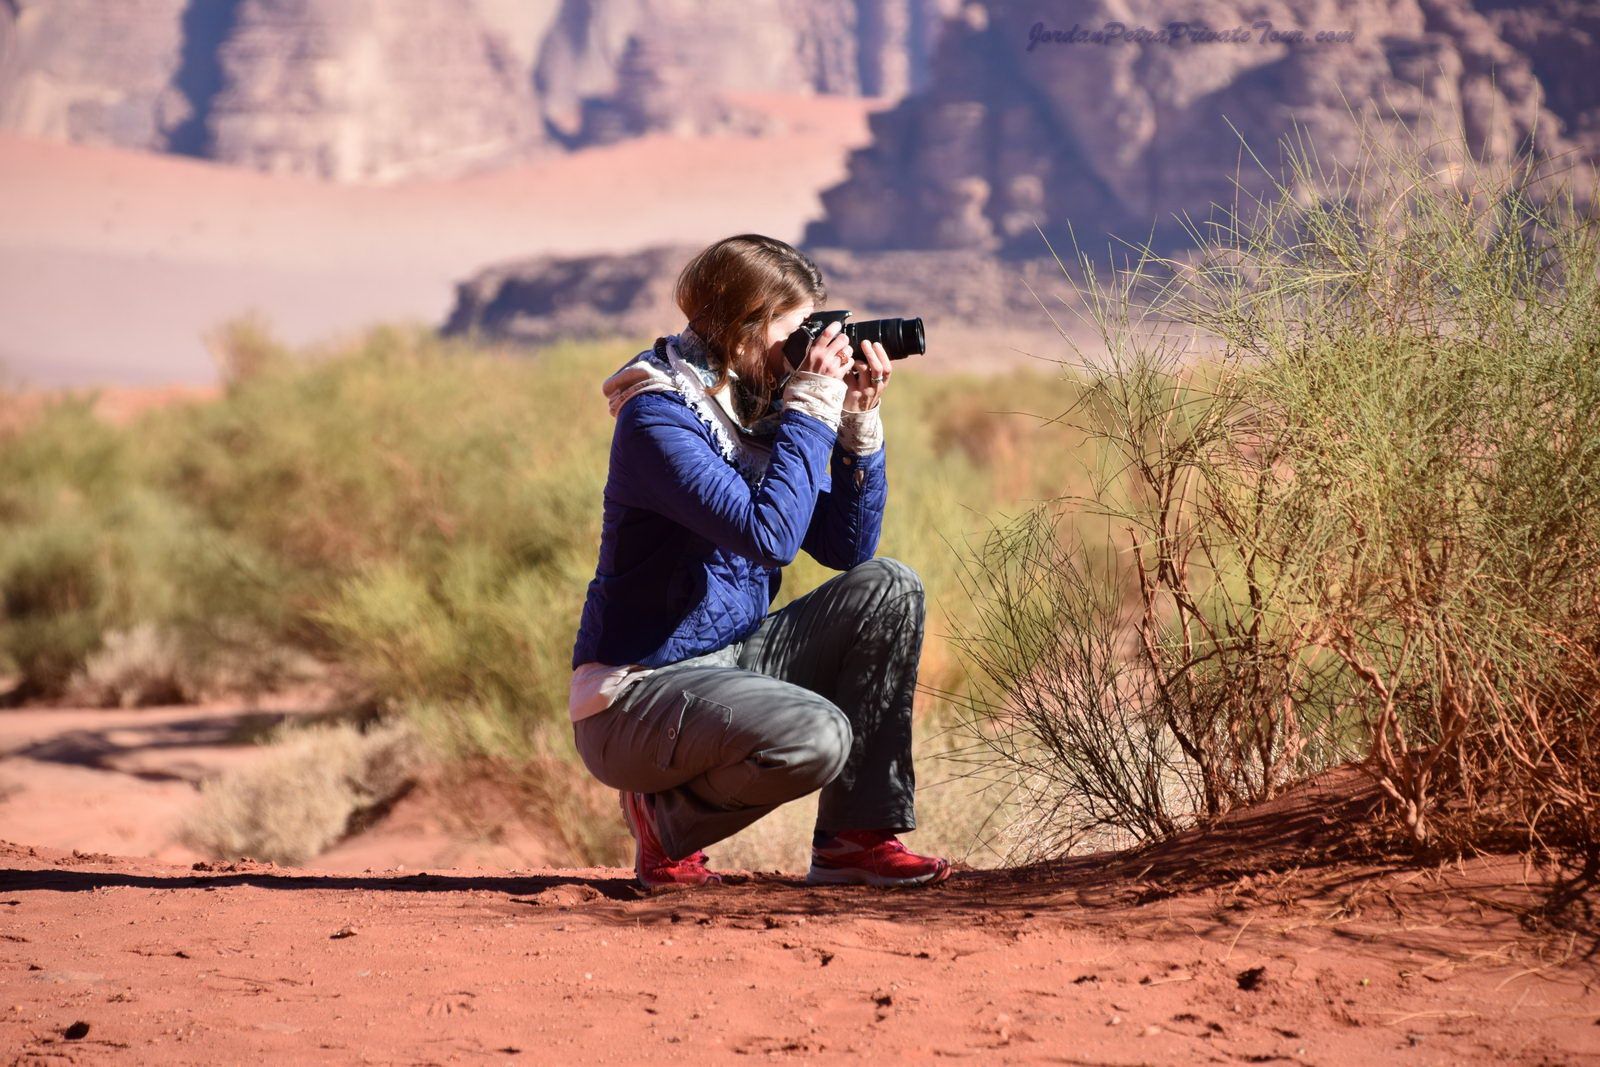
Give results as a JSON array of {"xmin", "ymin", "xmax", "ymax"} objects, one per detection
[
  {"xmin": 782, "ymin": 372, "xmax": 847, "ymax": 432},
  {"xmin": 837, "ymin": 405, "xmax": 883, "ymax": 455}
]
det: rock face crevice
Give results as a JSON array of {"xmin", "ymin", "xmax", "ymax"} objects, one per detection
[
  {"xmin": 166, "ymin": 0, "xmax": 245, "ymax": 158},
  {"xmin": 805, "ymin": 0, "xmax": 1600, "ymax": 258}
]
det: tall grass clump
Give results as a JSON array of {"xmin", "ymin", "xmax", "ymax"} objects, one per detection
[
  {"xmin": 180, "ymin": 715, "xmax": 426, "ymax": 865},
  {"xmin": 952, "ymin": 106, "xmax": 1600, "ymax": 880}
]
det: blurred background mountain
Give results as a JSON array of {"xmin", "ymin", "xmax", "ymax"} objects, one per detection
[
  {"xmin": 1, "ymin": 0, "xmax": 1596, "ymax": 383},
  {"xmin": 0, "ymin": 0, "xmax": 958, "ymax": 180}
]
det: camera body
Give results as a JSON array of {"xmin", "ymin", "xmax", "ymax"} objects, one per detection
[{"xmin": 781, "ymin": 310, "xmax": 926, "ymax": 371}]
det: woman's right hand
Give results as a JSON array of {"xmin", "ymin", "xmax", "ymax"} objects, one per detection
[{"xmin": 797, "ymin": 320, "xmax": 853, "ymax": 380}]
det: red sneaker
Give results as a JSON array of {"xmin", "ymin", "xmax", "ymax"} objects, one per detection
[
  {"xmin": 619, "ymin": 791, "xmax": 723, "ymax": 889},
  {"xmin": 806, "ymin": 829, "xmax": 951, "ymax": 887}
]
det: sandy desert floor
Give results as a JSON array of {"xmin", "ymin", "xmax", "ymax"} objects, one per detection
[
  {"xmin": 0, "ymin": 695, "xmax": 571, "ymax": 877},
  {"xmin": 0, "ymin": 92, "xmax": 887, "ymax": 389},
  {"xmin": 1, "ymin": 696, "xmax": 1595, "ymax": 1067},
  {"xmin": 3, "ymin": 798, "xmax": 1596, "ymax": 1063}
]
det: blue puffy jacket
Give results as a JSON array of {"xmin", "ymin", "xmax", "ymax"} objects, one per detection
[{"xmin": 570, "ymin": 389, "xmax": 888, "ymax": 668}]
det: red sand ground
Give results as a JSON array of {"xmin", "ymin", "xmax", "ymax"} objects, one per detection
[
  {"xmin": 0, "ymin": 696, "xmax": 567, "ymax": 877},
  {"xmin": 2, "ymin": 764, "xmax": 1596, "ymax": 1064}
]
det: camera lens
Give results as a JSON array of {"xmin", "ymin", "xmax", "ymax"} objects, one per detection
[{"xmin": 845, "ymin": 317, "xmax": 926, "ymax": 360}]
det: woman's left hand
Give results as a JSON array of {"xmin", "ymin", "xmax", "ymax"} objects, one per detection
[{"xmin": 844, "ymin": 339, "xmax": 892, "ymax": 412}]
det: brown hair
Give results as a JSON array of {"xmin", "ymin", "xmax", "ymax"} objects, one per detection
[{"xmin": 674, "ymin": 234, "xmax": 826, "ymax": 420}]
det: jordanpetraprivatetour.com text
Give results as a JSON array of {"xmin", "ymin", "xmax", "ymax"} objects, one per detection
[{"xmin": 1026, "ymin": 20, "xmax": 1356, "ymax": 50}]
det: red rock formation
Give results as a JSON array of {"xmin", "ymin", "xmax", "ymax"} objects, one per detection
[
  {"xmin": 204, "ymin": 0, "xmax": 549, "ymax": 181},
  {"xmin": 0, "ymin": 0, "xmax": 954, "ymax": 178},
  {"xmin": 0, "ymin": 0, "xmax": 191, "ymax": 151},
  {"xmin": 441, "ymin": 242, "xmax": 1083, "ymax": 350},
  {"xmin": 1473, "ymin": 0, "xmax": 1600, "ymax": 158},
  {"xmin": 806, "ymin": 0, "xmax": 1598, "ymax": 256},
  {"xmin": 533, "ymin": 0, "xmax": 960, "ymax": 145}
]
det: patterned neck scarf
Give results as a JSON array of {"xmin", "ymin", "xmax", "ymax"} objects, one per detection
[
  {"xmin": 670, "ymin": 323, "xmax": 791, "ymax": 433},
  {"xmin": 601, "ymin": 322, "xmax": 789, "ymax": 486}
]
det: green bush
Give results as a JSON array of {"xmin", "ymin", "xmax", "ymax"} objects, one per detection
[
  {"xmin": 948, "ymin": 107, "xmax": 1600, "ymax": 869},
  {"xmin": 0, "ymin": 393, "xmax": 293, "ymax": 701}
]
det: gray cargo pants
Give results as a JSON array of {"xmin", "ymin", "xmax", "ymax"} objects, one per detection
[{"xmin": 572, "ymin": 556, "xmax": 925, "ymax": 861}]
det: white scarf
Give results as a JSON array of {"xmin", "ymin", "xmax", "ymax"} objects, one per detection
[{"xmin": 600, "ymin": 324, "xmax": 784, "ymax": 486}]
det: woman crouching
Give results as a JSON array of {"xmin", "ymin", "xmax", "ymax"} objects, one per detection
[{"xmin": 568, "ymin": 233, "xmax": 948, "ymax": 890}]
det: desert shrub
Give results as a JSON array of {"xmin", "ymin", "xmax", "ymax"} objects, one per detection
[
  {"xmin": 0, "ymin": 394, "xmax": 292, "ymax": 702},
  {"xmin": 162, "ymin": 323, "xmax": 603, "ymax": 579},
  {"xmin": 1190, "ymin": 119, "xmax": 1600, "ymax": 864},
  {"xmin": 148, "ymin": 324, "xmax": 611, "ymax": 731},
  {"xmin": 64, "ymin": 622, "xmax": 190, "ymax": 707},
  {"xmin": 952, "ymin": 108, "xmax": 1600, "ymax": 867},
  {"xmin": 309, "ymin": 541, "xmax": 583, "ymax": 728},
  {"xmin": 206, "ymin": 312, "xmax": 291, "ymax": 386},
  {"xmin": 946, "ymin": 356, "xmax": 1354, "ymax": 859},
  {"xmin": 180, "ymin": 715, "xmax": 425, "ymax": 865},
  {"xmin": 0, "ymin": 515, "xmax": 106, "ymax": 697}
]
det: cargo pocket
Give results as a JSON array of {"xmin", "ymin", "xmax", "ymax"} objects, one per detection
[{"xmin": 654, "ymin": 689, "xmax": 734, "ymax": 772}]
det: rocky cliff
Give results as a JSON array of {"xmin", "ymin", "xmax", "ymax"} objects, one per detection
[
  {"xmin": 0, "ymin": 0, "xmax": 191, "ymax": 152},
  {"xmin": 533, "ymin": 0, "xmax": 959, "ymax": 146},
  {"xmin": 204, "ymin": 0, "xmax": 548, "ymax": 181},
  {"xmin": 1473, "ymin": 0, "xmax": 1600, "ymax": 158},
  {"xmin": 805, "ymin": 0, "xmax": 1600, "ymax": 256},
  {"xmin": 0, "ymin": 0, "xmax": 956, "ymax": 180}
]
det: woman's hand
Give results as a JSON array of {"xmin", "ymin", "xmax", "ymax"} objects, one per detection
[
  {"xmin": 798, "ymin": 320, "xmax": 853, "ymax": 380},
  {"xmin": 844, "ymin": 339, "xmax": 891, "ymax": 412}
]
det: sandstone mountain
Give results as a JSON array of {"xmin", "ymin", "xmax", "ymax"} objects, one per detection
[
  {"xmin": 0, "ymin": 0, "xmax": 956, "ymax": 180},
  {"xmin": 441, "ymin": 0, "xmax": 1600, "ymax": 359},
  {"xmin": 205, "ymin": 0, "xmax": 549, "ymax": 181},
  {"xmin": 806, "ymin": 0, "xmax": 1600, "ymax": 256},
  {"xmin": 533, "ymin": 0, "xmax": 958, "ymax": 147},
  {"xmin": 0, "ymin": 0, "xmax": 192, "ymax": 154}
]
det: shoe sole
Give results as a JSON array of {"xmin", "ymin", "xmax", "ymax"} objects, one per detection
[{"xmin": 803, "ymin": 861, "xmax": 951, "ymax": 888}]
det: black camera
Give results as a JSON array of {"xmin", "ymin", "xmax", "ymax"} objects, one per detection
[{"xmin": 781, "ymin": 310, "xmax": 926, "ymax": 371}]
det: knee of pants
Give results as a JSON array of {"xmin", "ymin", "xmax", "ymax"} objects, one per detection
[
  {"xmin": 847, "ymin": 556, "xmax": 925, "ymax": 622},
  {"xmin": 746, "ymin": 704, "xmax": 852, "ymax": 800},
  {"xmin": 811, "ymin": 705, "xmax": 853, "ymax": 784}
]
